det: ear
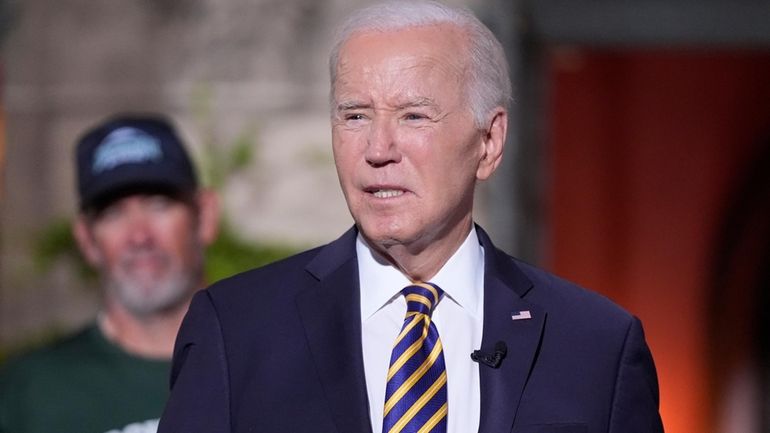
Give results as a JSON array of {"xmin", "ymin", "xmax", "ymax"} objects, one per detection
[
  {"xmin": 72, "ymin": 216, "xmax": 103, "ymax": 267},
  {"xmin": 476, "ymin": 107, "xmax": 507, "ymax": 181},
  {"xmin": 195, "ymin": 189, "xmax": 220, "ymax": 246}
]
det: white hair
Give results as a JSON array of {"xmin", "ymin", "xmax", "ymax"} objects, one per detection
[{"xmin": 329, "ymin": 0, "xmax": 511, "ymax": 127}]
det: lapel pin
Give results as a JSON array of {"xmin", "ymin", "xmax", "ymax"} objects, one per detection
[{"xmin": 511, "ymin": 310, "xmax": 532, "ymax": 321}]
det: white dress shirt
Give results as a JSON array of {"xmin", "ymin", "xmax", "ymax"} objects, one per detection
[{"xmin": 358, "ymin": 227, "xmax": 485, "ymax": 433}]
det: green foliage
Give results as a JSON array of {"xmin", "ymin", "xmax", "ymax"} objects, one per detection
[
  {"xmin": 33, "ymin": 218, "xmax": 97, "ymax": 282},
  {"xmin": 204, "ymin": 130, "xmax": 256, "ymax": 190},
  {"xmin": 230, "ymin": 133, "xmax": 255, "ymax": 172},
  {"xmin": 205, "ymin": 224, "xmax": 297, "ymax": 283},
  {"xmin": 191, "ymin": 82, "xmax": 259, "ymax": 190}
]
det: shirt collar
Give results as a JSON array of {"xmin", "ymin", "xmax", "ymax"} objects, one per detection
[{"xmin": 357, "ymin": 226, "xmax": 485, "ymax": 321}]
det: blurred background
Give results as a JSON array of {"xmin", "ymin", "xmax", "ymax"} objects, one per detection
[{"xmin": 1, "ymin": 0, "xmax": 769, "ymax": 432}]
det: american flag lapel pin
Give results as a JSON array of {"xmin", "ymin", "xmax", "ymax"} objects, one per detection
[{"xmin": 511, "ymin": 310, "xmax": 532, "ymax": 321}]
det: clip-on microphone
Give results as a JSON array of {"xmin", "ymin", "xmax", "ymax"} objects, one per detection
[{"xmin": 470, "ymin": 341, "xmax": 507, "ymax": 368}]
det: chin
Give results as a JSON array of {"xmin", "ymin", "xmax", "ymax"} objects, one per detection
[{"xmin": 358, "ymin": 220, "xmax": 414, "ymax": 249}]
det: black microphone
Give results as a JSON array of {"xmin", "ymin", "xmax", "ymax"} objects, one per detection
[{"xmin": 470, "ymin": 341, "xmax": 507, "ymax": 368}]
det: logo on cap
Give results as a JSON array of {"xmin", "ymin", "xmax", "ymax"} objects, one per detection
[{"xmin": 92, "ymin": 127, "xmax": 163, "ymax": 174}]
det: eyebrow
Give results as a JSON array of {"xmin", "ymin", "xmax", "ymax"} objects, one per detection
[
  {"xmin": 395, "ymin": 97, "xmax": 438, "ymax": 110},
  {"xmin": 336, "ymin": 97, "xmax": 439, "ymax": 112},
  {"xmin": 336, "ymin": 101, "xmax": 371, "ymax": 111}
]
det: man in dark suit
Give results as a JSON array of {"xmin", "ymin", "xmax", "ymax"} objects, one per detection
[{"xmin": 158, "ymin": 1, "xmax": 664, "ymax": 432}]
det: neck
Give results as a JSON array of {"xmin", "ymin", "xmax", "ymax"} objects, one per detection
[
  {"xmin": 98, "ymin": 299, "xmax": 190, "ymax": 360},
  {"xmin": 370, "ymin": 218, "xmax": 473, "ymax": 282}
]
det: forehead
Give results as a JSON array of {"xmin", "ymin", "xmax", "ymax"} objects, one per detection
[{"xmin": 334, "ymin": 24, "xmax": 468, "ymax": 100}]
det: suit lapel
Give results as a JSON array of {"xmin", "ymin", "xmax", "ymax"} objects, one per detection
[
  {"xmin": 294, "ymin": 226, "xmax": 544, "ymax": 433},
  {"xmin": 476, "ymin": 227, "xmax": 546, "ymax": 433},
  {"xmin": 295, "ymin": 228, "xmax": 373, "ymax": 433}
]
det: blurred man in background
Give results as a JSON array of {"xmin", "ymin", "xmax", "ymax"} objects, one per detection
[{"xmin": 0, "ymin": 115, "xmax": 219, "ymax": 433}]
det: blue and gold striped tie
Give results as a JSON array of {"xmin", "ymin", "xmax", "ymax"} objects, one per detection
[{"xmin": 382, "ymin": 282, "xmax": 447, "ymax": 433}]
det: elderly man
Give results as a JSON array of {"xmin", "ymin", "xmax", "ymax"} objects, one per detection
[
  {"xmin": 0, "ymin": 115, "xmax": 219, "ymax": 433},
  {"xmin": 159, "ymin": 1, "xmax": 664, "ymax": 432}
]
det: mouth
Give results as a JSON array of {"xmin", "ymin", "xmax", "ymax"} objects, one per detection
[
  {"xmin": 123, "ymin": 252, "xmax": 169, "ymax": 272},
  {"xmin": 363, "ymin": 185, "xmax": 408, "ymax": 199},
  {"xmin": 371, "ymin": 189, "xmax": 405, "ymax": 199}
]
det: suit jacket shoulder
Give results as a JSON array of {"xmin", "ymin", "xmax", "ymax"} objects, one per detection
[
  {"xmin": 475, "ymin": 226, "xmax": 663, "ymax": 433},
  {"xmin": 160, "ymin": 227, "xmax": 371, "ymax": 433},
  {"xmin": 515, "ymin": 257, "xmax": 634, "ymax": 327},
  {"xmin": 205, "ymin": 226, "xmax": 358, "ymax": 303}
]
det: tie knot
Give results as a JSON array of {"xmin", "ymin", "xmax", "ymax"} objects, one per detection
[{"xmin": 402, "ymin": 282, "xmax": 443, "ymax": 316}]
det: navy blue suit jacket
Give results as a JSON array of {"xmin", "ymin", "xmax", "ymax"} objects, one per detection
[{"xmin": 158, "ymin": 226, "xmax": 664, "ymax": 433}]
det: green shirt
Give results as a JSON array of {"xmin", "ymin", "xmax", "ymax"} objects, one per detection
[{"xmin": 0, "ymin": 324, "xmax": 170, "ymax": 433}]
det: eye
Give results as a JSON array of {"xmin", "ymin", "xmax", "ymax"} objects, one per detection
[
  {"xmin": 345, "ymin": 113, "xmax": 366, "ymax": 121},
  {"xmin": 403, "ymin": 112, "xmax": 430, "ymax": 123}
]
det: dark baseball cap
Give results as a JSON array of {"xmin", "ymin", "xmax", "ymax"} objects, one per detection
[{"xmin": 76, "ymin": 114, "xmax": 198, "ymax": 210}]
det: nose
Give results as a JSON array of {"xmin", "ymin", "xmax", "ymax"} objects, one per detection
[
  {"xmin": 365, "ymin": 116, "xmax": 401, "ymax": 167},
  {"xmin": 125, "ymin": 208, "xmax": 155, "ymax": 248}
]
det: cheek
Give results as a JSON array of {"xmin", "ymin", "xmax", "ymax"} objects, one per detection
[
  {"xmin": 89, "ymin": 228, "xmax": 123, "ymax": 264},
  {"xmin": 156, "ymin": 230, "xmax": 198, "ymax": 271},
  {"xmin": 333, "ymin": 137, "xmax": 363, "ymax": 181},
  {"xmin": 170, "ymin": 222, "xmax": 198, "ymax": 250},
  {"xmin": 333, "ymin": 125, "xmax": 365, "ymax": 148},
  {"xmin": 428, "ymin": 136, "xmax": 481, "ymax": 192},
  {"xmin": 90, "ymin": 241, "xmax": 121, "ymax": 270},
  {"xmin": 153, "ymin": 212, "xmax": 198, "ymax": 253}
]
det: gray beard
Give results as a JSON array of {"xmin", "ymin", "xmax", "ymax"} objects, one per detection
[{"xmin": 105, "ymin": 260, "xmax": 200, "ymax": 317}]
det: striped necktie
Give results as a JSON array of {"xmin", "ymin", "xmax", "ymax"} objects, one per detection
[{"xmin": 382, "ymin": 282, "xmax": 448, "ymax": 433}]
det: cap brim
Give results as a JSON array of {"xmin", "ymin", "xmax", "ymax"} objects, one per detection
[{"xmin": 80, "ymin": 165, "xmax": 196, "ymax": 210}]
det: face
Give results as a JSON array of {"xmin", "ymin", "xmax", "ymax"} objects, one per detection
[
  {"xmin": 331, "ymin": 24, "xmax": 505, "ymax": 261},
  {"xmin": 75, "ymin": 193, "xmax": 211, "ymax": 317}
]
